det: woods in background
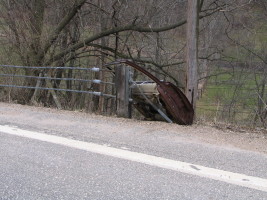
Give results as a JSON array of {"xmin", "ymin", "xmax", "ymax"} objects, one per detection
[{"xmin": 0, "ymin": 0, "xmax": 266, "ymax": 128}]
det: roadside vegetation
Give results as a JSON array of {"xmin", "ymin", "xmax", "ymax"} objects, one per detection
[{"xmin": 0, "ymin": 0, "xmax": 266, "ymax": 129}]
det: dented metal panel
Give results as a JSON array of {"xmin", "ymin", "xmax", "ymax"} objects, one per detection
[{"xmin": 115, "ymin": 60, "xmax": 194, "ymax": 125}]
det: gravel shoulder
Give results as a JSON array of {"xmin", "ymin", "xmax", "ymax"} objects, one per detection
[{"xmin": 0, "ymin": 102, "xmax": 266, "ymax": 155}]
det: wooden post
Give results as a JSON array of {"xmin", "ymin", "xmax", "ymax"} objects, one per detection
[
  {"xmin": 186, "ymin": 0, "xmax": 199, "ymax": 110},
  {"xmin": 115, "ymin": 65, "xmax": 131, "ymax": 118}
]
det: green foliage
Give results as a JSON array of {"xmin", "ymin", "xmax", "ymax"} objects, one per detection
[{"xmin": 197, "ymin": 66, "xmax": 267, "ymax": 126}]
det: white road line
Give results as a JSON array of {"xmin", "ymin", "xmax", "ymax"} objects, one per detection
[{"xmin": 0, "ymin": 125, "xmax": 267, "ymax": 192}]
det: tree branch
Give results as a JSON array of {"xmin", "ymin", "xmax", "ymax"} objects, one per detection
[
  {"xmin": 39, "ymin": 0, "xmax": 87, "ymax": 61},
  {"xmin": 46, "ymin": 10, "xmax": 218, "ymax": 65},
  {"xmin": 87, "ymin": 44, "xmax": 184, "ymax": 87}
]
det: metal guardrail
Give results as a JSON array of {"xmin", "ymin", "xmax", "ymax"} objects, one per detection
[
  {"xmin": 0, "ymin": 65, "xmax": 101, "ymax": 71},
  {"xmin": 0, "ymin": 84, "xmax": 115, "ymax": 98},
  {"xmin": 0, "ymin": 74, "xmax": 114, "ymax": 85},
  {"xmin": 0, "ymin": 65, "xmax": 116, "ymax": 98}
]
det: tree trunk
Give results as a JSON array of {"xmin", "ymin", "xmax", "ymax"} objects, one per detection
[{"xmin": 21, "ymin": 0, "xmax": 45, "ymax": 104}]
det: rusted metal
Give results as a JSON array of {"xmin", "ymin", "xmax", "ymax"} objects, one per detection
[{"xmin": 109, "ymin": 60, "xmax": 194, "ymax": 125}]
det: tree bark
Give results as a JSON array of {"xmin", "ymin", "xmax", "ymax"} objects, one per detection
[{"xmin": 186, "ymin": 0, "xmax": 199, "ymax": 110}]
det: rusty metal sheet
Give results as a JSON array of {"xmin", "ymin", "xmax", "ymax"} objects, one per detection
[
  {"xmin": 157, "ymin": 82, "xmax": 194, "ymax": 125},
  {"xmin": 110, "ymin": 60, "xmax": 194, "ymax": 125}
]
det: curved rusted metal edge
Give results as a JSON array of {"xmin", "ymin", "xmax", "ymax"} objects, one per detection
[
  {"xmin": 157, "ymin": 82, "xmax": 194, "ymax": 125},
  {"xmin": 105, "ymin": 59, "xmax": 194, "ymax": 125},
  {"xmin": 104, "ymin": 59, "xmax": 162, "ymax": 85}
]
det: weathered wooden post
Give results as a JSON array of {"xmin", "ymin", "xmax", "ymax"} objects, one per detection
[
  {"xmin": 186, "ymin": 0, "xmax": 199, "ymax": 110},
  {"xmin": 115, "ymin": 64, "xmax": 131, "ymax": 118}
]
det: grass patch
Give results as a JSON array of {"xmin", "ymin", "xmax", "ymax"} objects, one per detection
[{"xmin": 197, "ymin": 66, "xmax": 267, "ymax": 126}]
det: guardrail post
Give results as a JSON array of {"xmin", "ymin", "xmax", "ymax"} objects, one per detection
[{"xmin": 115, "ymin": 64, "xmax": 131, "ymax": 118}]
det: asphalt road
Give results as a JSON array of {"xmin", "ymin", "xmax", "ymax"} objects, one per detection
[
  {"xmin": 0, "ymin": 131, "xmax": 266, "ymax": 200},
  {"xmin": 0, "ymin": 103, "xmax": 267, "ymax": 199}
]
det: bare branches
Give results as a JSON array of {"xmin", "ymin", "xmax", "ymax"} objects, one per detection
[
  {"xmin": 47, "ymin": 8, "xmax": 219, "ymax": 66},
  {"xmin": 40, "ymin": 0, "xmax": 87, "ymax": 61}
]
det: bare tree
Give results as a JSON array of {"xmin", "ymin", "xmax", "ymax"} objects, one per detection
[{"xmin": 1, "ymin": 0, "xmax": 248, "ymax": 124}]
